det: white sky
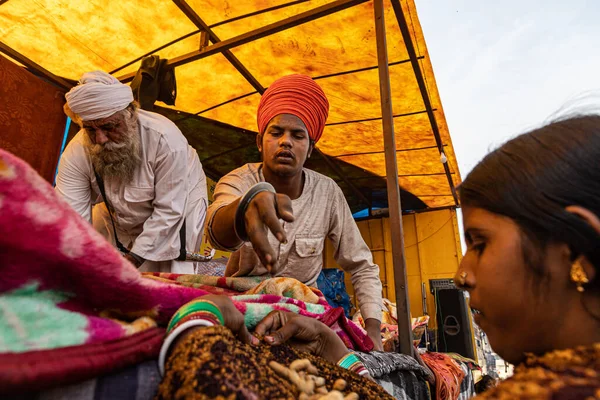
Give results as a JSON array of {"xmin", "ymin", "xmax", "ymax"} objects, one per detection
[
  {"xmin": 415, "ymin": 0, "xmax": 600, "ymax": 176},
  {"xmin": 413, "ymin": 0, "xmax": 600, "ymax": 248}
]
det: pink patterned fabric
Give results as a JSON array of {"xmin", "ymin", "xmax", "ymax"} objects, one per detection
[{"xmin": 0, "ymin": 148, "xmax": 371, "ymax": 361}]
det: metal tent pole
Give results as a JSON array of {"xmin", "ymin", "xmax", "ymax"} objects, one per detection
[{"xmin": 373, "ymin": 0, "xmax": 413, "ymax": 357}]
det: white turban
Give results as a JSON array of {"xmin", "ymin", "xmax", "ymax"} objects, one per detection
[{"xmin": 65, "ymin": 71, "xmax": 134, "ymax": 121}]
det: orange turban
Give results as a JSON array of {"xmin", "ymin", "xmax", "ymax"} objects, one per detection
[{"xmin": 257, "ymin": 74, "xmax": 329, "ymax": 143}]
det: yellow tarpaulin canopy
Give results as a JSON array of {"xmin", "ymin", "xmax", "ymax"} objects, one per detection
[{"xmin": 0, "ymin": 0, "xmax": 461, "ymax": 211}]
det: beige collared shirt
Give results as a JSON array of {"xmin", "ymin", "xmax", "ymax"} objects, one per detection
[
  {"xmin": 207, "ymin": 163, "xmax": 383, "ymax": 321},
  {"xmin": 55, "ymin": 110, "xmax": 207, "ymax": 272}
]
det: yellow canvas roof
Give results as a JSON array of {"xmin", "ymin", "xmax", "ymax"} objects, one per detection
[{"xmin": 0, "ymin": 0, "xmax": 461, "ymax": 210}]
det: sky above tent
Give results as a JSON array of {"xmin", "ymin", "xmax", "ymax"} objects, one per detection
[
  {"xmin": 416, "ymin": 0, "xmax": 600, "ymax": 249},
  {"xmin": 417, "ymin": 0, "xmax": 600, "ymax": 177}
]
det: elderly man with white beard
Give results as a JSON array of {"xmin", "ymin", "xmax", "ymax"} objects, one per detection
[{"xmin": 55, "ymin": 71, "xmax": 208, "ymax": 273}]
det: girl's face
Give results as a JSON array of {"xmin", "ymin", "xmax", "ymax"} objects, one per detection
[{"xmin": 456, "ymin": 206, "xmax": 579, "ymax": 364}]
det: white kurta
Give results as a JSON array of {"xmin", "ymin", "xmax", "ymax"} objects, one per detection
[{"xmin": 55, "ymin": 110, "xmax": 207, "ymax": 273}]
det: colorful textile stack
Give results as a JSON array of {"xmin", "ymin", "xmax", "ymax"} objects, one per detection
[
  {"xmin": 446, "ymin": 352, "xmax": 481, "ymax": 372},
  {"xmin": 353, "ymin": 298, "xmax": 430, "ymax": 351},
  {"xmin": 0, "ymin": 149, "xmax": 372, "ymax": 394},
  {"xmin": 421, "ymin": 352, "xmax": 466, "ymax": 400}
]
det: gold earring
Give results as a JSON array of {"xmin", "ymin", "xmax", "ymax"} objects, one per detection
[{"xmin": 570, "ymin": 260, "xmax": 589, "ymax": 293}]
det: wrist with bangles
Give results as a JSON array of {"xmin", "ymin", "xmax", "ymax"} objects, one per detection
[
  {"xmin": 337, "ymin": 352, "xmax": 369, "ymax": 377},
  {"xmin": 158, "ymin": 299, "xmax": 225, "ymax": 376},
  {"xmin": 234, "ymin": 182, "xmax": 276, "ymax": 241},
  {"xmin": 159, "ymin": 299, "xmax": 369, "ymax": 378}
]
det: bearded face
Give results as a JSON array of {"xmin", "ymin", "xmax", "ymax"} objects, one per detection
[{"xmin": 81, "ymin": 107, "xmax": 142, "ymax": 183}]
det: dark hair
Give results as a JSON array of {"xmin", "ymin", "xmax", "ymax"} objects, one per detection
[
  {"xmin": 475, "ymin": 375, "xmax": 497, "ymax": 394},
  {"xmin": 458, "ymin": 115, "xmax": 600, "ymax": 290}
]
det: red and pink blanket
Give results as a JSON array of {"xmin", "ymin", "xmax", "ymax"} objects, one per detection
[{"xmin": 0, "ymin": 149, "xmax": 372, "ymax": 393}]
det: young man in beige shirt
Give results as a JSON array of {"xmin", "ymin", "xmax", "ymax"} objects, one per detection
[{"xmin": 207, "ymin": 74, "xmax": 383, "ymax": 350}]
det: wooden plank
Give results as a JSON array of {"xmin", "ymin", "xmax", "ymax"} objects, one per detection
[
  {"xmin": 118, "ymin": 0, "xmax": 369, "ymax": 82},
  {"xmin": 373, "ymin": 0, "xmax": 413, "ymax": 357},
  {"xmin": 0, "ymin": 42, "xmax": 72, "ymax": 91}
]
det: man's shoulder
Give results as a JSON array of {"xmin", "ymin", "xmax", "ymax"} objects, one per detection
[
  {"xmin": 137, "ymin": 109, "xmax": 178, "ymax": 131},
  {"xmin": 137, "ymin": 110, "xmax": 187, "ymax": 149},
  {"xmin": 222, "ymin": 163, "xmax": 262, "ymax": 183},
  {"xmin": 303, "ymin": 168, "xmax": 339, "ymax": 192},
  {"xmin": 62, "ymin": 130, "xmax": 88, "ymax": 159}
]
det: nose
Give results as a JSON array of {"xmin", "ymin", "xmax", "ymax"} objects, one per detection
[
  {"xmin": 94, "ymin": 130, "xmax": 110, "ymax": 145},
  {"xmin": 279, "ymin": 131, "xmax": 292, "ymax": 147},
  {"xmin": 454, "ymin": 258, "xmax": 475, "ymax": 290}
]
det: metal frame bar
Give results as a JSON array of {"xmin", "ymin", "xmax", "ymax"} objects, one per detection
[
  {"xmin": 109, "ymin": 0, "xmax": 310, "ymax": 76},
  {"xmin": 118, "ymin": 0, "xmax": 369, "ymax": 82},
  {"xmin": 335, "ymin": 144, "xmax": 446, "ymax": 158},
  {"xmin": 0, "ymin": 42, "xmax": 72, "ymax": 91},
  {"xmin": 373, "ymin": 0, "xmax": 413, "ymax": 357},
  {"xmin": 172, "ymin": 0, "xmax": 266, "ymax": 94},
  {"xmin": 390, "ymin": 0, "xmax": 458, "ymax": 205},
  {"xmin": 314, "ymin": 147, "xmax": 372, "ymax": 208},
  {"xmin": 313, "ymin": 56, "xmax": 423, "ymax": 80},
  {"xmin": 325, "ymin": 109, "xmax": 431, "ymax": 127}
]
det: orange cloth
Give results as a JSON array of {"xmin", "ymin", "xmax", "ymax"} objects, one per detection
[
  {"xmin": 257, "ymin": 74, "xmax": 329, "ymax": 143},
  {"xmin": 421, "ymin": 352, "xmax": 466, "ymax": 400}
]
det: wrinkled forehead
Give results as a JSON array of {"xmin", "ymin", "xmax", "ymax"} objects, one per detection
[{"xmin": 82, "ymin": 110, "xmax": 125, "ymax": 127}]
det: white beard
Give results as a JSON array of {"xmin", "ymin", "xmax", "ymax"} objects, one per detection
[{"xmin": 84, "ymin": 119, "xmax": 142, "ymax": 183}]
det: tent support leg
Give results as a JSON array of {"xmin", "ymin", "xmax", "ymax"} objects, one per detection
[{"xmin": 373, "ymin": 0, "xmax": 413, "ymax": 357}]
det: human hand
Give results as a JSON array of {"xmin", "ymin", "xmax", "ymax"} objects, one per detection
[
  {"xmin": 244, "ymin": 191, "xmax": 294, "ymax": 272},
  {"xmin": 254, "ymin": 310, "xmax": 349, "ymax": 364},
  {"xmin": 200, "ymin": 294, "xmax": 258, "ymax": 345},
  {"xmin": 364, "ymin": 318, "xmax": 383, "ymax": 351}
]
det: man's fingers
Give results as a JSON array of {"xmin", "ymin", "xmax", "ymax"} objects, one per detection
[
  {"xmin": 245, "ymin": 207, "xmax": 277, "ymax": 271},
  {"xmin": 259, "ymin": 202, "xmax": 287, "ymax": 244},
  {"xmin": 274, "ymin": 193, "xmax": 294, "ymax": 223}
]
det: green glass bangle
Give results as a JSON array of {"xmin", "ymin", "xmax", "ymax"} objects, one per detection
[
  {"xmin": 337, "ymin": 352, "xmax": 361, "ymax": 369},
  {"xmin": 168, "ymin": 300, "xmax": 225, "ymax": 332}
]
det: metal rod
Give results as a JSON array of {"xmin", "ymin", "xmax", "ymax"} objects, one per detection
[
  {"xmin": 0, "ymin": 42, "xmax": 72, "ymax": 91},
  {"xmin": 209, "ymin": 0, "xmax": 310, "ymax": 28},
  {"xmin": 333, "ymin": 144, "xmax": 445, "ymax": 158},
  {"xmin": 373, "ymin": 0, "xmax": 413, "ymax": 357},
  {"xmin": 390, "ymin": 0, "xmax": 458, "ymax": 205},
  {"xmin": 172, "ymin": 0, "xmax": 266, "ymax": 94},
  {"xmin": 347, "ymin": 171, "xmax": 454, "ymax": 180},
  {"xmin": 314, "ymin": 147, "xmax": 372, "ymax": 208},
  {"xmin": 313, "ymin": 57, "xmax": 423, "ymax": 80},
  {"xmin": 108, "ymin": 30, "xmax": 200, "ymax": 75},
  {"xmin": 173, "ymin": 91, "xmax": 258, "ymax": 123},
  {"xmin": 325, "ymin": 109, "xmax": 432, "ymax": 127},
  {"xmin": 118, "ymin": 0, "xmax": 369, "ymax": 82},
  {"xmin": 110, "ymin": 0, "xmax": 310, "ymax": 75}
]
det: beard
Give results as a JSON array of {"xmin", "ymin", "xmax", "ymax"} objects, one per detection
[{"xmin": 84, "ymin": 117, "xmax": 142, "ymax": 183}]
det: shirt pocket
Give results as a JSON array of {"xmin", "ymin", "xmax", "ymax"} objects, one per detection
[
  {"xmin": 284, "ymin": 236, "xmax": 325, "ymax": 284},
  {"xmin": 121, "ymin": 186, "xmax": 155, "ymax": 228},
  {"xmin": 124, "ymin": 186, "xmax": 155, "ymax": 203}
]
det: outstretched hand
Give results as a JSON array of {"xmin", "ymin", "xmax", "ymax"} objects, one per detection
[
  {"xmin": 254, "ymin": 310, "xmax": 349, "ymax": 364},
  {"xmin": 243, "ymin": 192, "xmax": 294, "ymax": 272}
]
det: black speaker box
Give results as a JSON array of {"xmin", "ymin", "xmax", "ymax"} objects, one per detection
[{"xmin": 434, "ymin": 288, "xmax": 476, "ymax": 360}]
